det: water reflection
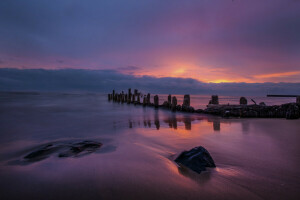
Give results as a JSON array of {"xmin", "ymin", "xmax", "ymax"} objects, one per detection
[
  {"xmin": 154, "ymin": 110, "xmax": 160, "ymax": 130},
  {"xmin": 207, "ymin": 118, "xmax": 220, "ymax": 131},
  {"xmin": 163, "ymin": 114, "xmax": 177, "ymax": 129},
  {"xmin": 127, "ymin": 111, "xmax": 228, "ymax": 132}
]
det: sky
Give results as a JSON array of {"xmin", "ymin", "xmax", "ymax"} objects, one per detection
[{"xmin": 0, "ymin": 0, "xmax": 300, "ymax": 86}]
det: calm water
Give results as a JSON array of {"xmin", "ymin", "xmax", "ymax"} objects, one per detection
[{"xmin": 0, "ymin": 92, "xmax": 299, "ymax": 200}]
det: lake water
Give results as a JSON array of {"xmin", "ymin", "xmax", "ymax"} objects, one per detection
[{"xmin": 0, "ymin": 92, "xmax": 299, "ymax": 200}]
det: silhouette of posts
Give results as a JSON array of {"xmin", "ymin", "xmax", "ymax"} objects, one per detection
[
  {"xmin": 143, "ymin": 95, "xmax": 147, "ymax": 106},
  {"xmin": 168, "ymin": 94, "xmax": 171, "ymax": 107},
  {"xmin": 183, "ymin": 95, "xmax": 190, "ymax": 107},
  {"xmin": 154, "ymin": 95, "xmax": 159, "ymax": 108},
  {"xmin": 210, "ymin": 95, "xmax": 219, "ymax": 105},
  {"xmin": 147, "ymin": 93, "xmax": 151, "ymax": 105},
  {"xmin": 171, "ymin": 96, "xmax": 177, "ymax": 112},
  {"xmin": 240, "ymin": 97, "xmax": 247, "ymax": 105}
]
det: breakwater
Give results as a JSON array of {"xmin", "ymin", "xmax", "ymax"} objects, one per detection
[{"xmin": 108, "ymin": 89, "xmax": 300, "ymax": 120}]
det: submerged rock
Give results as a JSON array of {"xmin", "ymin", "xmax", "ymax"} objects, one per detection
[
  {"xmin": 175, "ymin": 146, "xmax": 216, "ymax": 173},
  {"xmin": 58, "ymin": 141, "xmax": 102, "ymax": 157},
  {"xmin": 24, "ymin": 141, "xmax": 102, "ymax": 162}
]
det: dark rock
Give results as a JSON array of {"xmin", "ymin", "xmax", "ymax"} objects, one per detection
[
  {"xmin": 259, "ymin": 102, "xmax": 266, "ymax": 106},
  {"xmin": 286, "ymin": 104, "xmax": 300, "ymax": 119},
  {"xmin": 182, "ymin": 106, "xmax": 194, "ymax": 113},
  {"xmin": 195, "ymin": 109, "xmax": 204, "ymax": 113},
  {"xmin": 297, "ymin": 96, "xmax": 300, "ymax": 105},
  {"xmin": 223, "ymin": 110, "xmax": 231, "ymax": 118},
  {"xmin": 240, "ymin": 97, "xmax": 247, "ymax": 105},
  {"xmin": 24, "ymin": 141, "xmax": 102, "ymax": 162},
  {"xmin": 24, "ymin": 144, "xmax": 59, "ymax": 161},
  {"xmin": 175, "ymin": 146, "xmax": 216, "ymax": 174},
  {"xmin": 176, "ymin": 105, "xmax": 182, "ymax": 111},
  {"xmin": 58, "ymin": 141, "xmax": 102, "ymax": 157}
]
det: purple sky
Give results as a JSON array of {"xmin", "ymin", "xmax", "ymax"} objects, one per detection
[{"xmin": 0, "ymin": 0, "xmax": 300, "ymax": 83}]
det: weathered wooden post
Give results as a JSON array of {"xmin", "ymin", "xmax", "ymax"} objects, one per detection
[
  {"xmin": 112, "ymin": 90, "xmax": 115, "ymax": 101},
  {"xmin": 143, "ymin": 95, "xmax": 147, "ymax": 106},
  {"xmin": 125, "ymin": 94, "xmax": 128, "ymax": 102},
  {"xmin": 137, "ymin": 95, "xmax": 140, "ymax": 103},
  {"xmin": 171, "ymin": 96, "xmax": 177, "ymax": 112},
  {"xmin": 183, "ymin": 94, "xmax": 190, "ymax": 107},
  {"xmin": 211, "ymin": 95, "xmax": 219, "ymax": 105},
  {"xmin": 147, "ymin": 93, "xmax": 151, "ymax": 105},
  {"xmin": 134, "ymin": 89, "xmax": 138, "ymax": 96},
  {"xmin": 121, "ymin": 94, "xmax": 125, "ymax": 103},
  {"xmin": 168, "ymin": 94, "xmax": 171, "ymax": 108},
  {"xmin": 117, "ymin": 93, "xmax": 121, "ymax": 103},
  {"xmin": 240, "ymin": 97, "xmax": 247, "ymax": 105},
  {"xmin": 154, "ymin": 95, "xmax": 159, "ymax": 108},
  {"xmin": 114, "ymin": 93, "xmax": 117, "ymax": 101},
  {"xmin": 132, "ymin": 94, "xmax": 135, "ymax": 103},
  {"xmin": 297, "ymin": 96, "xmax": 300, "ymax": 105},
  {"xmin": 182, "ymin": 94, "xmax": 191, "ymax": 111},
  {"xmin": 108, "ymin": 94, "xmax": 111, "ymax": 101},
  {"xmin": 127, "ymin": 88, "xmax": 132, "ymax": 104}
]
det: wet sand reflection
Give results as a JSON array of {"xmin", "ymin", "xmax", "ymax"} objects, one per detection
[{"xmin": 127, "ymin": 111, "xmax": 227, "ymax": 132}]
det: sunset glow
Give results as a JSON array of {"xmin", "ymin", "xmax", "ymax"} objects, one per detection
[{"xmin": 0, "ymin": 0, "xmax": 299, "ymax": 84}]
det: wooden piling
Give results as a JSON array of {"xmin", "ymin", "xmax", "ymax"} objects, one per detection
[
  {"xmin": 147, "ymin": 93, "xmax": 151, "ymax": 105},
  {"xmin": 183, "ymin": 94, "xmax": 190, "ymax": 107},
  {"xmin": 137, "ymin": 95, "xmax": 140, "ymax": 103},
  {"xmin": 240, "ymin": 97, "xmax": 247, "ymax": 105},
  {"xmin": 154, "ymin": 95, "xmax": 159, "ymax": 108},
  {"xmin": 171, "ymin": 96, "xmax": 177, "ymax": 112},
  {"xmin": 143, "ymin": 95, "xmax": 147, "ymax": 106},
  {"xmin": 211, "ymin": 95, "xmax": 219, "ymax": 105}
]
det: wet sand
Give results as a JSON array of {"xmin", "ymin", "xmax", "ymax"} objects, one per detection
[{"xmin": 0, "ymin": 92, "xmax": 299, "ymax": 200}]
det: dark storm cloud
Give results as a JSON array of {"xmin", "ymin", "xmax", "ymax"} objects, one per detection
[{"xmin": 1, "ymin": 68, "xmax": 299, "ymax": 95}]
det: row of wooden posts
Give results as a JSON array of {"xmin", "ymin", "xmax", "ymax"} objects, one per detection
[
  {"xmin": 107, "ymin": 88, "xmax": 260, "ymax": 111},
  {"xmin": 108, "ymin": 88, "xmax": 300, "ymax": 111},
  {"xmin": 108, "ymin": 89, "xmax": 194, "ymax": 112}
]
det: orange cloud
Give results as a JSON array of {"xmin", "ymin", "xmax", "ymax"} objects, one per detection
[{"xmin": 253, "ymin": 71, "xmax": 300, "ymax": 79}]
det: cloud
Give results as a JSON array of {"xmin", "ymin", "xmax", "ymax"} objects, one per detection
[
  {"xmin": 1, "ymin": 68, "xmax": 299, "ymax": 96},
  {"xmin": 0, "ymin": 0, "xmax": 299, "ymax": 82},
  {"xmin": 254, "ymin": 71, "xmax": 300, "ymax": 79}
]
